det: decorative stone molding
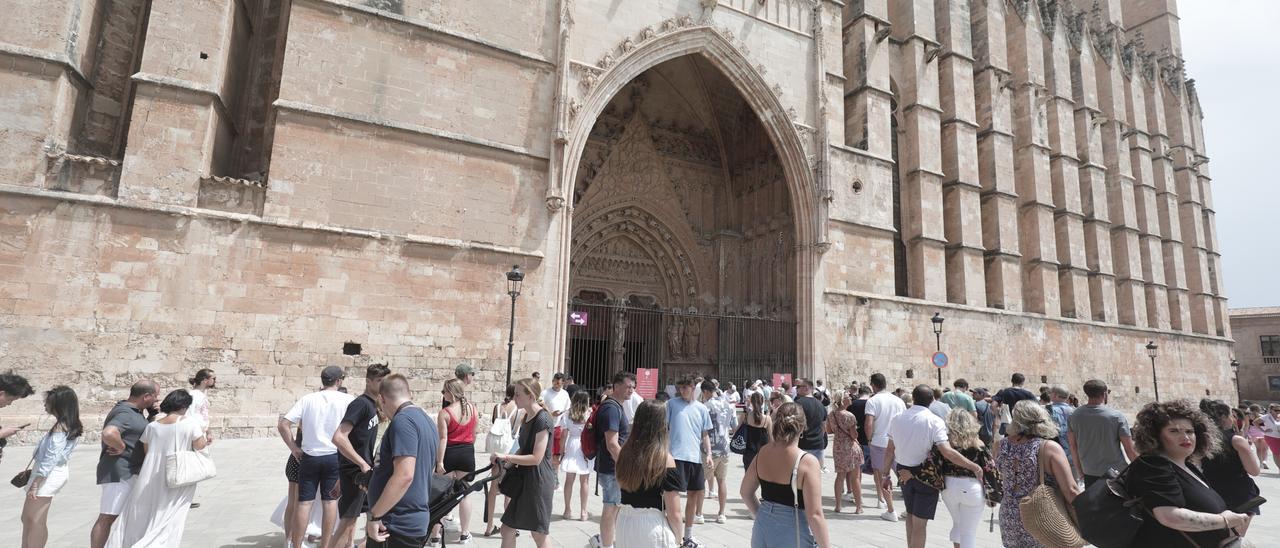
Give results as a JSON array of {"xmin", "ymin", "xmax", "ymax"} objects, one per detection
[
  {"xmin": 1158, "ymin": 53, "xmax": 1185, "ymax": 95},
  {"xmin": 1009, "ymin": 0, "xmax": 1030, "ymax": 22},
  {"xmin": 1090, "ymin": 22, "xmax": 1118, "ymax": 65},
  {"xmin": 201, "ymin": 174, "xmax": 268, "ymax": 189},
  {"xmin": 1140, "ymin": 51, "xmax": 1158, "ymax": 82},
  {"xmin": 1065, "ymin": 8, "xmax": 1086, "ymax": 51},
  {"xmin": 197, "ymin": 174, "xmax": 268, "ymax": 216},
  {"xmin": 1120, "ymin": 39, "xmax": 1137, "ymax": 76},
  {"xmin": 1037, "ymin": 0, "xmax": 1059, "ymax": 37},
  {"xmin": 546, "ymin": 195, "xmax": 566, "ymax": 212},
  {"xmin": 43, "ymin": 145, "xmax": 121, "ymax": 197}
]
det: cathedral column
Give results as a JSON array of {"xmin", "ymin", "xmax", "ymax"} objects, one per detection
[
  {"xmin": 1159, "ymin": 68, "xmax": 1212, "ymax": 335},
  {"xmin": 1188, "ymin": 88, "xmax": 1229, "ymax": 336},
  {"xmin": 971, "ymin": 0, "xmax": 1022, "ymax": 311},
  {"xmin": 1089, "ymin": 1, "xmax": 1147, "ymax": 327},
  {"xmin": 1143, "ymin": 69, "xmax": 1191, "ymax": 331},
  {"xmin": 1068, "ymin": 31, "xmax": 1118, "ymax": 323},
  {"xmin": 935, "ymin": 0, "xmax": 986, "ymax": 306},
  {"xmin": 1124, "ymin": 53, "xmax": 1171, "ymax": 330},
  {"xmin": 843, "ymin": 1, "xmax": 893, "ymax": 157},
  {"xmin": 1005, "ymin": 3, "xmax": 1060, "ymax": 315},
  {"xmin": 890, "ymin": 0, "xmax": 947, "ymax": 301},
  {"xmin": 117, "ymin": 0, "xmax": 244, "ymax": 206},
  {"xmin": 1041, "ymin": 5, "xmax": 1090, "ymax": 320}
]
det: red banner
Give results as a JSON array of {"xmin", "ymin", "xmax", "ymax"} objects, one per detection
[
  {"xmin": 636, "ymin": 368, "xmax": 660, "ymax": 399},
  {"xmin": 772, "ymin": 373, "xmax": 792, "ymax": 389}
]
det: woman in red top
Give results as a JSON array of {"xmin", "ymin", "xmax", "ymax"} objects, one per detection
[{"xmin": 436, "ymin": 378, "xmax": 478, "ymax": 544}]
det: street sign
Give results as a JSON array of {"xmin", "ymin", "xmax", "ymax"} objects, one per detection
[
  {"xmin": 569, "ymin": 311, "xmax": 589, "ymax": 326},
  {"xmin": 931, "ymin": 351, "xmax": 949, "ymax": 368},
  {"xmin": 636, "ymin": 368, "xmax": 659, "ymax": 399}
]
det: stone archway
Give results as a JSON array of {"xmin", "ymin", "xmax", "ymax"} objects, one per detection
[{"xmin": 553, "ymin": 26, "xmax": 818, "ymax": 383}]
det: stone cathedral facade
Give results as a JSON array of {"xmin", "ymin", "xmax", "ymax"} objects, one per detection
[{"xmin": 0, "ymin": 0, "xmax": 1232, "ymax": 435}]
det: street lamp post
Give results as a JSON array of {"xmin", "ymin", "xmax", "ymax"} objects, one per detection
[
  {"xmin": 932, "ymin": 313, "xmax": 944, "ymax": 387},
  {"xmin": 504, "ymin": 265, "xmax": 524, "ymax": 389},
  {"xmin": 1231, "ymin": 358, "xmax": 1241, "ymax": 405},
  {"xmin": 1147, "ymin": 341, "xmax": 1159, "ymax": 402}
]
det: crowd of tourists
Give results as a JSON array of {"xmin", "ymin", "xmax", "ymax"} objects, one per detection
[{"xmin": 0, "ymin": 365, "xmax": 1273, "ymax": 547}]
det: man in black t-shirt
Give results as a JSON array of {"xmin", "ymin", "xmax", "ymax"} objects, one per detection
[
  {"xmin": 794, "ymin": 378, "xmax": 828, "ymax": 462},
  {"xmin": 332, "ymin": 363, "xmax": 391, "ymax": 548},
  {"xmin": 992, "ymin": 373, "xmax": 1037, "ymax": 436},
  {"xmin": 591, "ymin": 372, "xmax": 633, "ymax": 548}
]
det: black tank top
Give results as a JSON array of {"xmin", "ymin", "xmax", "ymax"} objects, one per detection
[{"xmin": 760, "ymin": 478, "xmax": 805, "ymax": 509}]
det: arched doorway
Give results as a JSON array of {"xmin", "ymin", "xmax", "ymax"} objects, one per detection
[{"xmin": 563, "ymin": 52, "xmax": 801, "ymax": 392}]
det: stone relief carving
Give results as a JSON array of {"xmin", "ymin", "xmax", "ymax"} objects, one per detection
[
  {"xmin": 1120, "ymin": 38, "xmax": 1137, "ymax": 76},
  {"xmin": 683, "ymin": 316, "xmax": 701, "ymax": 358},
  {"xmin": 667, "ymin": 315, "xmax": 684, "ymax": 358},
  {"xmin": 1008, "ymin": 0, "xmax": 1030, "ymax": 22},
  {"xmin": 1065, "ymin": 9, "xmax": 1086, "ymax": 51},
  {"xmin": 612, "ymin": 313, "xmax": 628, "ymax": 353},
  {"xmin": 1037, "ymin": 0, "xmax": 1059, "ymax": 37}
]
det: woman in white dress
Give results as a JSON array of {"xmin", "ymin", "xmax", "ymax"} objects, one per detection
[
  {"xmin": 558, "ymin": 391, "xmax": 594, "ymax": 521},
  {"xmin": 108, "ymin": 389, "xmax": 208, "ymax": 548}
]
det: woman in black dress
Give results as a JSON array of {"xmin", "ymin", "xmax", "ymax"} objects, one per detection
[
  {"xmin": 742, "ymin": 391, "xmax": 771, "ymax": 470},
  {"xmin": 490, "ymin": 378, "xmax": 554, "ymax": 547},
  {"xmin": 1125, "ymin": 399, "xmax": 1251, "ymax": 546},
  {"xmin": 1200, "ymin": 399, "xmax": 1262, "ymax": 535}
]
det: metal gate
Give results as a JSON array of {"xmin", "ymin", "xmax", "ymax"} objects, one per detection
[{"xmin": 565, "ymin": 301, "xmax": 796, "ymax": 393}]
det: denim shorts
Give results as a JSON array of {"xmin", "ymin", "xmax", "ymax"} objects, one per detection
[
  {"xmin": 750, "ymin": 500, "xmax": 816, "ymax": 548},
  {"xmin": 599, "ymin": 472, "xmax": 621, "ymax": 505},
  {"xmin": 298, "ymin": 453, "xmax": 341, "ymax": 501}
]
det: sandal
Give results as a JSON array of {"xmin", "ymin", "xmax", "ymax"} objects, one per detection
[
  {"xmin": 562, "ymin": 510, "xmax": 573, "ymax": 520},
  {"xmin": 581, "ymin": 511, "xmax": 590, "ymax": 521},
  {"xmin": 484, "ymin": 525, "xmax": 500, "ymax": 537}
]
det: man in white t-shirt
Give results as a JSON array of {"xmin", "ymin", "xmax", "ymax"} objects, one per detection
[
  {"xmin": 885, "ymin": 385, "xmax": 983, "ymax": 548},
  {"xmin": 277, "ymin": 365, "xmax": 355, "ymax": 548},
  {"xmin": 541, "ymin": 373, "xmax": 572, "ymax": 418},
  {"xmin": 863, "ymin": 373, "xmax": 906, "ymax": 522}
]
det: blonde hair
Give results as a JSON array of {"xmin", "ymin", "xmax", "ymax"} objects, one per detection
[
  {"xmin": 512, "ymin": 378, "xmax": 539, "ymax": 403},
  {"xmin": 443, "ymin": 378, "xmax": 471, "ymax": 422},
  {"xmin": 1008, "ymin": 399, "xmax": 1058, "ymax": 440},
  {"xmin": 770, "ymin": 402, "xmax": 807, "ymax": 445},
  {"xmin": 829, "ymin": 389, "xmax": 848, "ymax": 415},
  {"xmin": 946, "ymin": 408, "xmax": 982, "ymax": 450}
]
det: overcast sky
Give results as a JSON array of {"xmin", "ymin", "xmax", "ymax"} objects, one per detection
[{"xmin": 1178, "ymin": 1, "xmax": 1279, "ymax": 309}]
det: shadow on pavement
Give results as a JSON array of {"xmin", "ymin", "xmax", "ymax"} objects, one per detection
[{"xmin": 222, "ymin": 532, "xmax": 284, "ymax": 547}]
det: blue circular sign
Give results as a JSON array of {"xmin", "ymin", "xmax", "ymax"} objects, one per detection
[{"xmin": 931, "ymin": 352, "xmax": 949, "ymax": 368}]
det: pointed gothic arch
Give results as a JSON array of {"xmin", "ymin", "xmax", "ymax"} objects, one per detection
[{"xmin": 550, "ymin": 26, "xmax": 820, "ymax": 376}]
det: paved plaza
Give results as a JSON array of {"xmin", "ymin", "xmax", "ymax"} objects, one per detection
[{"xmin": 3, "ymin": 436, "xmax": 1279, "ymax": 547}]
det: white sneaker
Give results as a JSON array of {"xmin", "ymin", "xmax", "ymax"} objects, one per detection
[
  {"xmin": 589, "ymin": 534, "xmax": 603, "ymax": 548},
  {"xmin": 693, "ymin": 514, "xmax": 705, "ymax": 524},
  {"xmin": 843, "ymin": 493, "xmax": 856, "ymax": 502},
  {"xmin": 715, "ymin": 514, "xmax": 727, "ymax": 524},
  {"xmin": 880, "ymin": 510, "xmax": 899, "ymax": 522},
  {"xmin": 681, "ymin": 537, "xmax": 703, "ymax": 548}
]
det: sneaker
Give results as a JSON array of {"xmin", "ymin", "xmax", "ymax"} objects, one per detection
[
  {"xmin": 879, "ymin": 510, "xmax": 898, "ymax": 522},
  {"xmin": 589, "ymin": 534, "xmax": 603, "ymax": 548},
  {"xmin": 457, "ymin": 534, "xmax": 472, "ymax": 545},
  {"xmin": 715, "ymin": 514, "xmax": 727, "ymax": 524},
  {"xmin": 681, "ymin": 537, "xmax": 703, "ymax": 548},
  {"xmin": 842, "ymin": 493, "xmax": 856, "ymax": 502},
  {"xmin": 425, "ymin": 538, "xmax": 441, "ymax": 548},
  {"xmin": 693, "ymin": 514, "xmax": 705, "ymax": 524}
]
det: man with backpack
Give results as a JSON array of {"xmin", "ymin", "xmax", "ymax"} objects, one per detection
[
  {"xmin": 589, "ymin": 372, "xmax": 634, "ymax": 548},
  {"xmin": 972, "ymin": 388, "xmax": 995, "ymax": 448}
]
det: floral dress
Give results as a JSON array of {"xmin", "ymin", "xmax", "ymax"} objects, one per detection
[
  {"xmin": 996, "ymin": 437, "xmax": 1055, "ymax": 548},
  {"xmin": 827, "ymin": 410, "xmax": 864, "ymax": 473}
]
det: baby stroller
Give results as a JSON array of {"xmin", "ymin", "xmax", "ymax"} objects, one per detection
[{"xmin": 427, "ymin": 463, "xmax": 497, "ymax": 546}]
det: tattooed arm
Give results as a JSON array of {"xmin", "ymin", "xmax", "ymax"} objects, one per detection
[{"xmin": 1150, "ymin": 507, "xmax": 1248, "ymax": 532}]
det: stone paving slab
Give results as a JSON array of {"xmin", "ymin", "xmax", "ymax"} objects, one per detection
[{"xmin": 2, "ymin": 437, "xmax": 1277, "ymax": 547}]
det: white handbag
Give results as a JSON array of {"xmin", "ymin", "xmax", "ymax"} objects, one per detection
[{"xmin": 165, "ymin": 450, "xmax": 216, "ymax": 487}]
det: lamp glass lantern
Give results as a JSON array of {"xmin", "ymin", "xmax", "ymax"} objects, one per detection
[
  {"xmin": 506, "ymin": 265, "xmax": 524, "ymax": 297},
  {"xmin": 931, "ymin": 313, "xmax": 944, "ymax": 335},
  {"xmin": 1146, "ymin": 341, "xmax": 1158, "ymax": 358}
]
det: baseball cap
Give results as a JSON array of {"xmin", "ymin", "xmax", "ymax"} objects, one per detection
[
  {"xmin": 455, "ymin": 363, "xmax": 475, "ymax": 378},
  {"xmin": 321, "ymin": 365, "xmax": 346, "ymax": 384}
]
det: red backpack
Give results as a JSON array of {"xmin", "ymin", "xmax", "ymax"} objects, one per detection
[{"xmin": 581, "ymin": 399, "xmax": 621, "ymax": 461}]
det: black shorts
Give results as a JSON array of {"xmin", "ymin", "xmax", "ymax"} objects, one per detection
[
  {"xmin": 285, "ymin": 454, "xmax": 300, "ymax": 483},
  {"xmin": 443, "ymin": 443, "xmax": 476, "ymax": 474},
  {"xmin": 673, "ymin": 460, "xmax": 705, "ymax": 492},
  {"xmin": 366, "ymin": 532, "xmax": 430, "ymax": 548},
  {"xmin": 338, "ymin": 468, "xmax": 369, "ymax": 519},
  {"xmin": 298, "ymin": 453, "xmax": 341, "ymax": 502},
  {"xmin": 901, "ymin": 475, "xmax": 941, "ymax": 520}
]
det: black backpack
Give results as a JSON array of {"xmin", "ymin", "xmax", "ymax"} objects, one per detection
[{"xmin": 1071, "ymin": 467, "xmax": 1145, "ymax": 548}]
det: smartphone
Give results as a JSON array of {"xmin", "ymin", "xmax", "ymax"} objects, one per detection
[{"xmin": 1234, "ymin": 496, "xmax": 1266, "ymax": 514}]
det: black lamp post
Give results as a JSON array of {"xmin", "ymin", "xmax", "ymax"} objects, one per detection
[
  {"xmin": 1231, "ymin": 358, "xmax": 1241, "ymax": 405},
  {"xmin": 932, "ymin": 313, "xmax": 944, "ymax": 387},
  {"xmin": 1146, "ymin": 341, "xmax": 1159, "ymax": 402},
  {"xmin": 504, "ymin": 265, "xmax": 524, "ymax": 389}
]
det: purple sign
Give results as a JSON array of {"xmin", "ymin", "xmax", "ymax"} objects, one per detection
[{"xmin": 569, "ymin": 311, "xmax": 589, "ymax": 326}]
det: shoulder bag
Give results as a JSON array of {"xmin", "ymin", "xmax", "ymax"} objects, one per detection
[
  {"xmin": 1019, "ymin": 441, "xmax": 1084, "ymax": 548},
  {"xmin": 10, "ymin": 454, "xmax": 34, "ymax": 489},
  {"xmin": 165, "ymin": 449, "xmax": 217, "ymax": 487},
  {"xmin": 915, "ymin": 448, "xmax": 946, "ymax": 491}
]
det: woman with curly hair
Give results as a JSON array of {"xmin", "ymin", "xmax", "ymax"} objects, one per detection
[
  {"xmin": 1125, "ymin": 399, "xmax": 1250, "ymax": 546},
  {"xmin": 994, "ymin": 400, "xmax": 1081, "ymax": 548}
]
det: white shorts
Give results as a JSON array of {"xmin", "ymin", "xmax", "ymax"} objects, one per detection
[
  {"xmin": 100, "ymin": 479, "xmax": 134, "ymax": 515},
  {"xmin": 27, "ymin": 465, "xmax": 69, "ymax": 497}
]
